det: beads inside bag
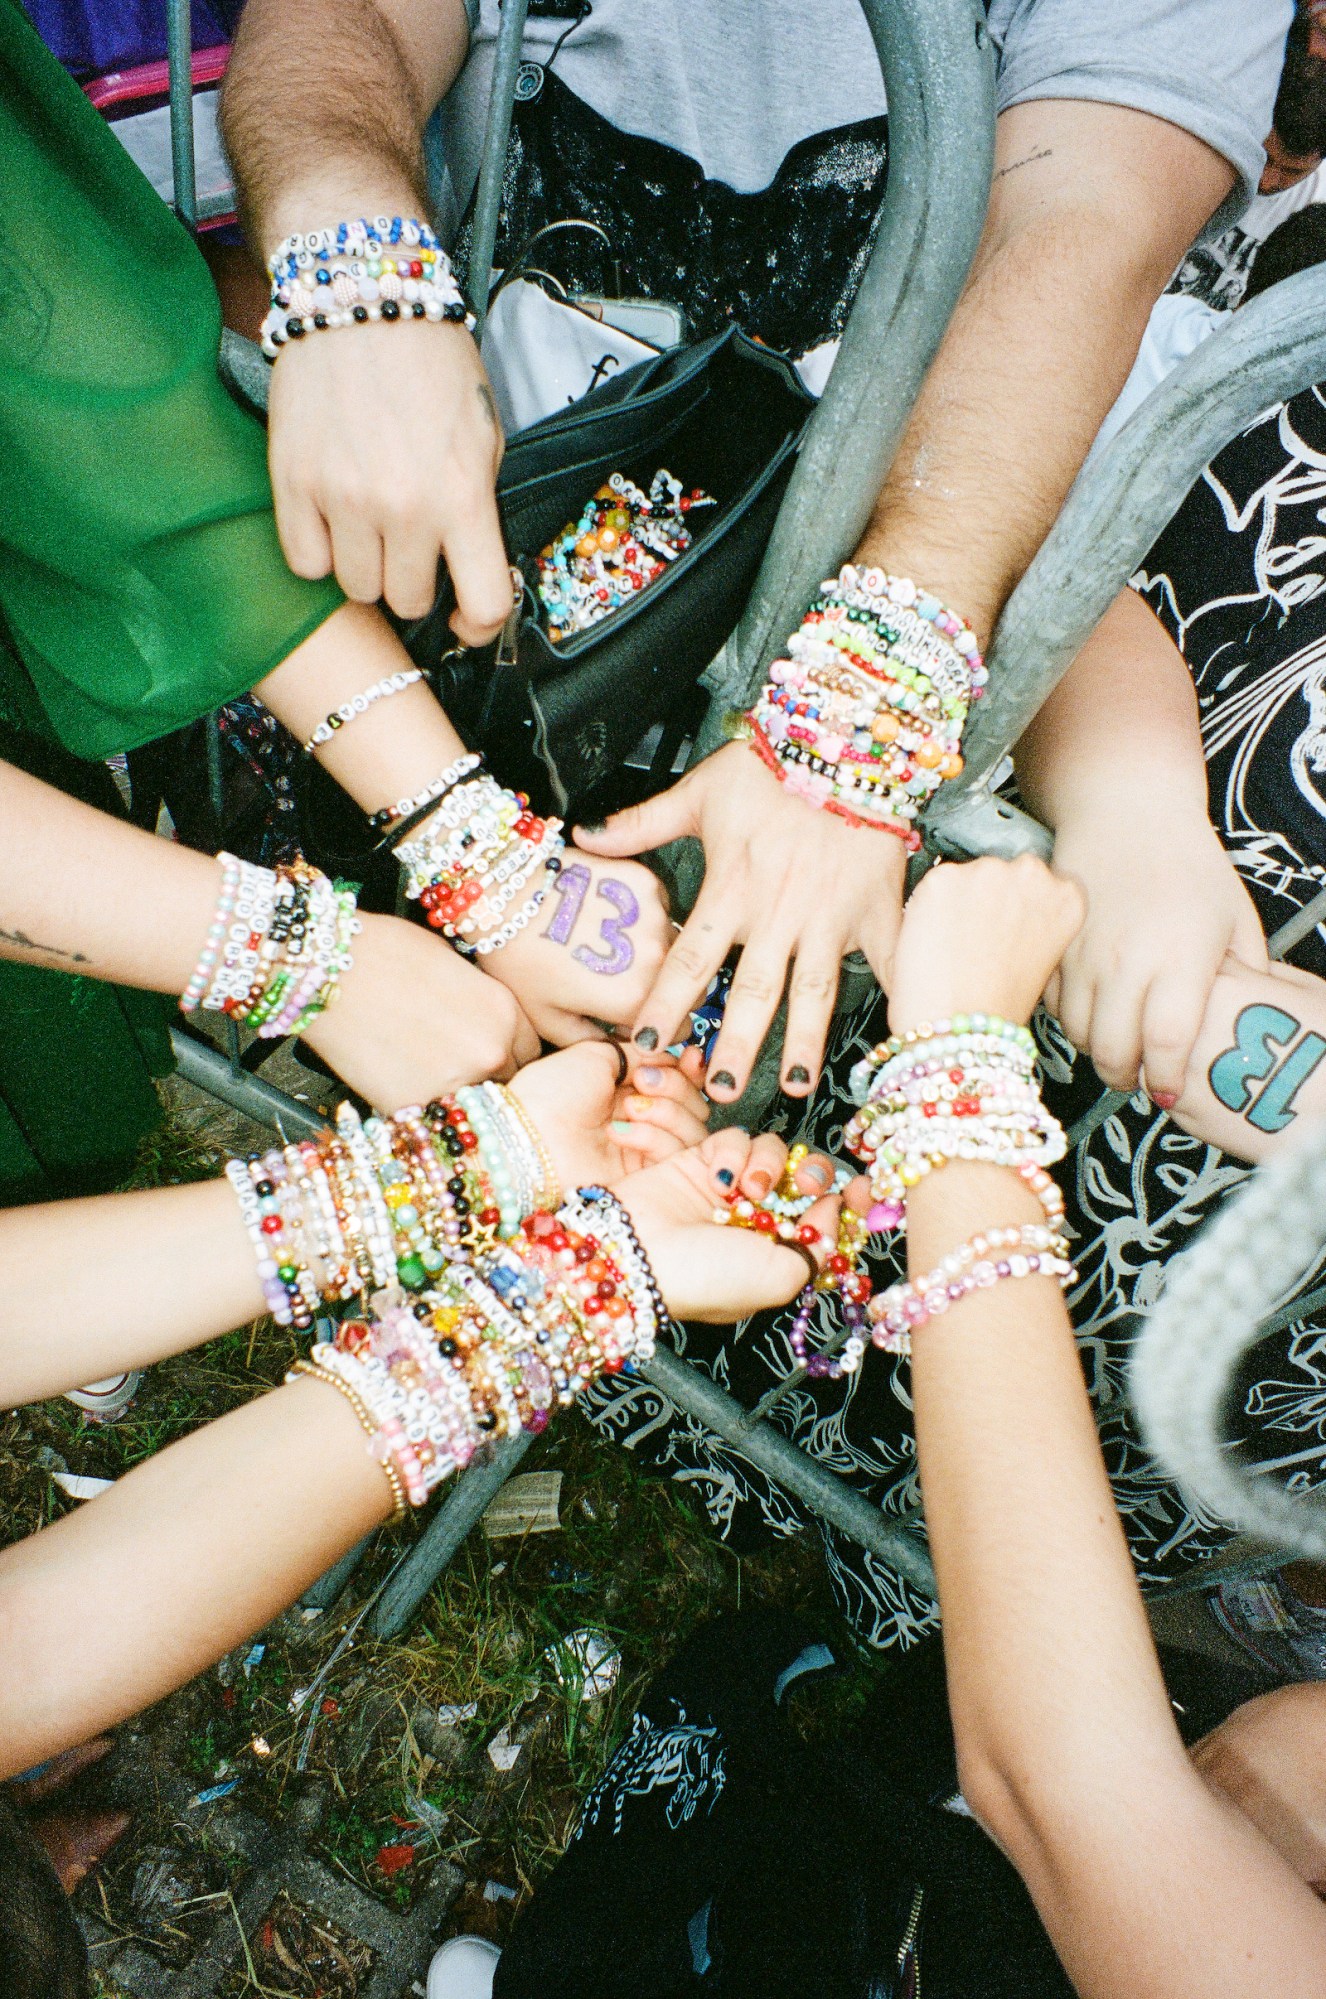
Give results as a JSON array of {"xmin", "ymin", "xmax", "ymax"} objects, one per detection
[{"xmin": 536, "ymin": 470, "xmax": 715, "ymax": 641}]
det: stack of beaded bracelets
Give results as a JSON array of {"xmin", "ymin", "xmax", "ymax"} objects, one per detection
[
  {"xmin": 740, "ymin": 566, "xmax": 987, "ymax": 847},
  {"xmin": 261, "ymin": 216, "xmax": 473, "ymax": 361},
  {"xmin": 226, "ymin": 1082, "xmax": 562, "ymax": 1326},
  {"xmin": 868, "ymin": 1220, "xmax": 1074, "ymax": 1356},
  {"xmin": 285, "ymin": 1186, "xmax": 661, "ymax": 1512},
  {"xmin": 536, "ymin": 470, "xmax": 715, "ymax": 640},
  {"xmin": 845, "ymin": 1014, "xmax": 1066, "ymax": 1230},
  {"xmin": 180, "ymin": 852, "xmax": 360, "ymax": 1037},
  {"xmin": 390, "ymin": 763, "xmax": 566, "ymax": 956}
]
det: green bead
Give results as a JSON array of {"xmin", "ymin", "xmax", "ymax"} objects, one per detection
[
  {"xmin": 279, "ymin": 1264, "xmax": 299, "ymax": 1283},
  {"xmin": 397, "ymin": 1254, "xmax": 427, "ymax": 1290}
]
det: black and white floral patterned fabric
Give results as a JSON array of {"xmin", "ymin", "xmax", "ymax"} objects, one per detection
[{"xmin": 585, "ymin": 383, "xmax": 1326, "ymax": 1649}]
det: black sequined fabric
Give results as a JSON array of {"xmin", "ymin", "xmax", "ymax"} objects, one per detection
[{"xmin": 459, "ymin": 69, "xmax": 889, "ymax": 355}]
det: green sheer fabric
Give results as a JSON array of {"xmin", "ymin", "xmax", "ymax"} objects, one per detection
[
  {"xmin": 0, "ymin": 1, "xmax": 342, "ymax": 1197},
  {"xmin": 0, "ymin": 0, "xmax": 342, "ymax": 758}
]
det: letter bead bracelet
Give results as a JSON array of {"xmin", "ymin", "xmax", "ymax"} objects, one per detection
[
  {"xmin": 180, "ymin": 852, "xmax": 359, "ymax": 1038},
  {"xmin": 261, "ymin": 216, "xmax": 473, "ymax": 362}
]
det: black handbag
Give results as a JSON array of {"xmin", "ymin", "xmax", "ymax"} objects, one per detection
[{"xmin": 403, "ymin": 324, "xmax": 814, "ymax": 822}]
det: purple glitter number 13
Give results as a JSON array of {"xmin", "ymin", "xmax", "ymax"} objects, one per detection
[{"xmin": 542, "ymin": 863, "xmax": 638, "ymax": 975}]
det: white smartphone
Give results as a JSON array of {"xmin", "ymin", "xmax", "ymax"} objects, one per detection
[{"xmin": 571, "ymin": 294, "xmax": 687, "ymax": 351}]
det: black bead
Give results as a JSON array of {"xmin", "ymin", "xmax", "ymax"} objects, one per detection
[
  {"xmin": 438, "ymin": 1337, "xmax": 458, "ymax": 1358},
  {"xmin": 477, "ymin": 1411, "xmax": 498, "ymax": 1432},
  {"xmin": 352, "ymin": 305, "xmax": 369, "ymax": 323},
  {"xmin": 381, "ymin": 298, "xmax": 400, "ymax": 321},
  {"xmin": 412, "ymin": 301, "xmax": 426, "ymax": 318},
  {"xmin": 313, "ymin": 311, "xmax": 328, "ymax": 329},
  {"xmin": 286, "ymin": 317, "xmax": 305, "ymax": 338},
  {"xmin": 255, "ymin": 1181, "xmax": 274, "ymax": 1198}
]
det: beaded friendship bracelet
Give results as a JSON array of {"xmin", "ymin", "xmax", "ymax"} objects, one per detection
[
  {"xmin": 261, "ymin": 216, "xmax": 473, "ymax": 362},
  {"xmin": 743, "ymin": 566, "xmax": 986, "ymax": 846},
  {"xmin": 181, "ymin": 853, "xmax": 359, "ymax": 1038},
  {"xmin": 303, "ymin": 669, "xmax": 422, "ymax": 753}
]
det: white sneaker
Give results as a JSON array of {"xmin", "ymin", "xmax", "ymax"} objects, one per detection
[
  {"xmin": 426, "ymin": 1937, "xmax": 500, "ymax": 1999},
  {"xmin": 63, "ymin": 1372, "xmax": 142, "ymax": 1424}
]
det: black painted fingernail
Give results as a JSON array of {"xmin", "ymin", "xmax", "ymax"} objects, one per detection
[
  {"xmin": 634, "ymin": 1027, "xmax": 659, "ymax": 1050},
  {"xmin": 577, "ymin": 818, "xmax": 607, "ymax": 835},
  {"xmin": 716, "ymin": 1167, "xmax": 735, "ymax": 1187},
  {"xmin": 786, "ymin": 1064, "xmax": 810, "ymax": 1086},
  {"xmin": 710, "ymin": 1069, "xmax": 736, "ymax": 1091}
]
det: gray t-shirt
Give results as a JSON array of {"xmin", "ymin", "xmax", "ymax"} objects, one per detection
[{"xmin": 445, "ymin": 0, "xmax": 1291, "ymax": 236}]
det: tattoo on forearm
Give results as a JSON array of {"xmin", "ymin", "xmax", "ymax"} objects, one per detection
[
  {"xmin": 994, "ymin": 145, "xmax": 1053, "ymax": 182},
  {"xmin": 1208, "ymin": 1003, "xmax": 1326, "ymax": 1134},
  {"xmin": 0, "ymin": 925, "xmax": 89, "ymax": 965},
  {"xmin": 541, "ymin": 864, "xmax": 638, "ymax": 974}
]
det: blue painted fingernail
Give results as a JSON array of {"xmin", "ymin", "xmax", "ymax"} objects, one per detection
[
  {"xmin": 635, "ymin": 1027, "xmax": 659, "ymax": 1051},
  {"xmin": 611, "ymin": 1120, "xmax": 633, "ymax": 1136},
  {"xmin": 803, "ymin": 1160, "xmax": 831, "ymax": 1188},
  {"xmin": 716, "ymin": 1167, "xmax": 735, "ymax": 1187},
  {"xmin": 639, "ymin": 1067, "xmax": 663, "ymax": 1086}
]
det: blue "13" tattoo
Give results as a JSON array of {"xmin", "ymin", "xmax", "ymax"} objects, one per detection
[{"xmin": 1208, "ymin": 1003, "xmax": 1326, "ymax": 1134}]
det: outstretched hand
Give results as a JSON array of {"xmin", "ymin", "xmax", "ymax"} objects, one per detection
[
  {"xmin": 575, "ymin": 740, "xmax": 907, "ymax": 1104},
  {"xmin": 616, "ymin": 1127, "xmax": 856, "ymax": 1321},
  {"xmin": 508, "ymin": 1039, "xmax": 711, "ymax": 1190}
]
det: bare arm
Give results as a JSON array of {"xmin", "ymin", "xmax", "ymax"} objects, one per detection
[
  {"xmin": 889, "ymin": 858, "xmax": 1326, "ymax": 1999},
  {"xmin": 1015, "ymin": 587, "xmax": 1267, "ymax": 1104},
  {"xmin": 220, "ymin": 0, "xmax": 513, "ymax": 639},
  {"xmin": 856, "ymin": 99, "xmax": 1236, "ymax": 645}
]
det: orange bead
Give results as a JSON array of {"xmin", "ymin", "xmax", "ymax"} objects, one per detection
[
  {"xmin": 577, "ymin": 534, "xmax": 600, "ymax": 557},
  {"xmin": 938, "ymin": 752, "xmax": 964, "ymax": 779},
  {"xmin": 914, "ymin": 739, "xmax": 944, "ymax": 768},
  {"xmin": 870, "ymin": 713, "xmax": 900, "ymax": 742},
  {"xmin": 598, "ymin": 527, "xmax": 619, "ymax": 551}
]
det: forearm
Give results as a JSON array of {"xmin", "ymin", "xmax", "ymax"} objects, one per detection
[
  {"xmin": 908, "ymin": 1163, "xmax": 1326, "ymax": 1996},
  {"xmin": 0, "ymin": 1377, "xmax": 393, "ymax": 1775},
  {"xmin": 254, "ymin": 601, "xmax": 468, "ymax": 816},
  {"xmin": 856, "ymin": 101, "xmax": 1233, "ymax": 645},
  {"xmin": 221, "ymin": 0, "xmax": 468, "ymax": 255},
  {"xmin": 0, "ymin": 1180, "xmax": 266, "ymax": 1404},
  {"xmin": 1174, "ymin": 961, "xmax": 1326, "ymax": 1162},
  {"xmin": 1015, "ymin": 587, "xmax": 1209, "ymax": 830},
  {"xmin": 0, "ymin": 760, "xmax": 218, "ymax": 990}
]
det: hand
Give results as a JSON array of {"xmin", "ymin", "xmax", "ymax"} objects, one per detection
[
  {"xmin": 617, "ymin": 1129, "xmax": 850, "ymax": 1321},
  {"xmin": 1046, "ymin": 810, "xmax": 1267, "ymax": 1106},
  {"xmin": 485, "ymin": 848, "xmax": 673, "ymax": 1044},
  {"xmin": 268, "ymin": 318, "xmax": 514, "ymax": 639},
  {"xmin": 509, "ymin": 1040, "xmax": 711, "ymax": 1189},
  {"xmin": 888, "ymin": 855, "xmax": 1085, "ymax": 1034},
  {"xmin": 1193, "ymin": 1683, "xmax": 1326, "ymax": 1894},
  {"xmin": 575, "ymin": 741, "xmax": 907, "ymax": 1104},
  {"xmin": 300, "ymin": 911, "xmax": 539, "ymax": 1110}
]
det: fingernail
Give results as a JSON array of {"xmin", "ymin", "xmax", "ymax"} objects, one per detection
[
  {"xmin": 1150, "ymin": 1089, "xmax": 1178, "ymax": 1111},
  {"xmin": 638, "ymin": 1067, "xmax": 663, "ymax": 1086},
  {"xmin": 803, "ymin": 1160, "xmax": 831, "ymax": 1189},
  {"xmin": 577, "ymin": 818, "xmax": 607, "ymax": 835},
  {"xmin": 748, "ymin": 1169, "xmax": 773, "ymax": 1196},
  {"xmin": 627, "ymin": 1096, "xmax": 651, "ymax": 1114},
  {"xmin": 710, "ymin": 1069, "xmax": 736, "ymax": 1092},
  {"xmin": 786, "ymin": 1064, "xmax": 810, "ymax": 1087},
  {"xmin": 635, "ymin": 1027, "xmax": 659, "ymax": 1051},
  {"xmin": 716, "ymin": 1167, "xmax": 735, "ymax": 1187},
  {"xmin": 611, "ymin": 1120, "xmax": 633, "ymax": 1136}
]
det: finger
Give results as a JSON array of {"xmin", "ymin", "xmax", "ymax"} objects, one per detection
[
  {"xmin": 380, "ymin": 517, "xmax": 446, "ymax": 624},
  {"xmin": 1139, "ymin": 971, "xmax": 1208, "ymax": 1109},
  {"xmin": 738, "ymin": 1133, "xmax": 790, "ymax": 1202},
  {"xmin": 791, "ymin": 1150, "xmax": 837, "ymax": 1201},
  {"xmin": 1084, "ymin": 979, "xmax": 1145, "ymax": 1095},
  {"xmin": 610, "ymin": 1118, "xmax": 686, "ymax": 1172},
  {"xmin": 326, "ymin": 512, "xmax": 386, "ymax": 605},
  {"xmin": 442, "ymin": 488, "xmax": 517, "ymax": 646},
  {"xmin": 1053, "ymin": 951, "xmax": 1095, "ymax": 1057},
  {"xmin": 272, "ymin": 475, "xmax": 335, "ymax": 582},
  {"xmin": 572, "ymin": 778, "xmax": 700, "ymax": 859},
  {"xmin": 617, "ymin": 1091, "xmax": 710, "ymax": 1153},
  {"xmin": 631, "ymin": 892, "xmax": 739, "ymax": 1058},
  {"xmin": 678, "ymin": 1044, "xmax": 708, "ymax": 1088},
  {"xmin": 628, "ymin": 1058, "xmax": 711, "ymax": 1128},
  {"xmin": 704, "ymin": 936, "xmax": 794, "ymax": 1102},
  {"xmin": 696, "ymin": 1125, "xmax": 755, "ymax": 1197},
  {"xmin": 779, "ymin": 930, "xmax": 844, "ymax": 1096}
]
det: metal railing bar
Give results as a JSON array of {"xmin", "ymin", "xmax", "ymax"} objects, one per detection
[
  {"xmin": 466, "ymin": 0, "xmax": 531, "ymax": 342},
  {"xmin": 165, "ymin": 0, "xmax": 197, "ymax": 235}
]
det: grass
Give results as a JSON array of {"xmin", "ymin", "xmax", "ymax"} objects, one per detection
[{"xmin": 2, "ymin": 1091, "xmax": 886, "ymax": 1989}]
